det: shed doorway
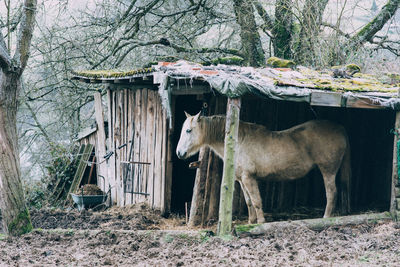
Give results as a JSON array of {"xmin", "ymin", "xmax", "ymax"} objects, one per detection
[{"xmin": 170, "ymin": 95, "xmax": 204, "ymax": 213}]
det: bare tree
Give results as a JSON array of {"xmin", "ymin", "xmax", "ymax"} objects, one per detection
[{"xmin": 0, "ymin": 0, "xmax": 37, "ymax": 235}]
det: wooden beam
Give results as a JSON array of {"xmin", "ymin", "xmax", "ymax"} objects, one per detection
[
  {"xmin": 236, "ymin": 212, "xmax": 393, "ymax": 236},
  {"xmin": 217, "ymin": 97, "xmax": 241, "ymax": 237},
  {"xmin": 345, "ymin": 95, "xmax": 385, "ymax": 109},
  {"xmin": 310, "ymin": 91, "xmax": 343, "ymax": 107}
]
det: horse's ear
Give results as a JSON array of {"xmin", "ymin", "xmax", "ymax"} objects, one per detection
[
  {"xmin": 193, "ymin": 111, "xmax": 201, "ymax": 122},
  {"xmin": 184, "ymin": 111, "xmax": 191, "ymax": 118}
]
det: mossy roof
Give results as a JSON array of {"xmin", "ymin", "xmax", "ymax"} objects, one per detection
[
  {"xmin": 72, "ymin": 62, "xmax": 399, "ymax": 94},
  {"xmin": 72, "ymin": 60, "xmax": 400, "ymax": 110}
]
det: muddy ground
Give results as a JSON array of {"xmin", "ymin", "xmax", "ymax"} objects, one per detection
[{"xmin": 1, "ymin": 205, "xmax": 400, "ymax": 266}]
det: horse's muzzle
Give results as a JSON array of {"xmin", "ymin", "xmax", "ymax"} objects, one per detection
[{"xmin": 177, "ymin": 151, "xmax": 187, "ymax": 159}]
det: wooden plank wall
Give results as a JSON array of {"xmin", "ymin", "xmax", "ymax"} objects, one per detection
[{"xmin": 106, "ymin": 87, "xmax": 169, "ymax": 211}]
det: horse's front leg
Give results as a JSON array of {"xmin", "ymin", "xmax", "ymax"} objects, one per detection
[
  {"xmin": 241, "ymin": 173, "xmax": 265, "ymax": 224},
  {"xmin": 237, "ymin": 179, "xmax": 256, "ymax": 224}
]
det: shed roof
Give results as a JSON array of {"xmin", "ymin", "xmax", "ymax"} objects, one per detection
[{"xmin": 72, "ymin": 60, "xmax": 400, "ymax": 110}]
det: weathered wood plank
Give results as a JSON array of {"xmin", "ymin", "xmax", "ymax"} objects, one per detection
[
  {"xmin": 161, "ymin": 108, "xmax": 167, "ymax": 213},
  {"xmin": 129, "ymin": 90, "xmax": 137, "ymax": 204},
  {"xmin": 346, "ymin": 95, "xmax": 385, "ymax": 109},
  {"xmin": 154, "ymin": 95, "xmax": 163, "ymax": 209},
  {"xmin": 151, "ymin": 93, "xmax": 158, "ymax": 208},
  {"xmin": 218, "ymin": 97, "xmax": 241, "ymax": 236},
  {"xmin": 114, "ymin": 90, "xmax": 122, "ymax": 205},
  {"xmin": 310, "ymin": 91, "xmax": 343, "ymax": 107},
  {"xmin": 106, "ymin": 90, "xmax": 116, "ymax": 203},
  {"xmin": 94, "ymin": 92, "xmax": 107, "ymax": 192},
  {"xmin": 164, "ymin": 96, "xmax": 175, "ymax": 215},
  {"xmin": 139, "ymin": 89, "xmax": 148, "ymax": 203},
  {"xmin": 146, "ymin": 90, "xmax": 156, "ymax": 208},
  {"xmin": 132, "ymin": 89, "xmax": 142, "ymax": 203}
]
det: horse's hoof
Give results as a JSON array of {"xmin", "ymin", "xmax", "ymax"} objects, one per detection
[{"xmin": 257, "ymin": 218, "xmax": 266, "ymax": 224}]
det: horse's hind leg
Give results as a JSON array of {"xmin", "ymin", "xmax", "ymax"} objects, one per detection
[
  {"xmin": 321, "ymin": 172, "xmax": 338, "ymax": 218},
  {"xmin": 237, "ymin": 180, "xmax": 257, "ymax": 223},
  {"xmin": 241, "ymin": 173, "xmax": 265, "ymax": 223}
]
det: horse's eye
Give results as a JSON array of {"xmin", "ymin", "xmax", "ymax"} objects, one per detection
[{"xmin": 186, "ymin": 129, "xmax": 192, "ymax": 133}]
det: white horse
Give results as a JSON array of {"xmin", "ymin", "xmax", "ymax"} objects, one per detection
[{"xmin": 176, "ymin": 111, "xmax": 351, "ymax": 223}]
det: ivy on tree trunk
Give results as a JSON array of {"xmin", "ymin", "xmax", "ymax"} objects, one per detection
[{"xmin": 273, "ymin": 0, "xmax": 293, "ymax": 59}]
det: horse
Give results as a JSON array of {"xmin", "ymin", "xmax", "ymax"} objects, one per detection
[{"xmin": 176, "ymin": 111, "xmax": 351, "ymax": 224}]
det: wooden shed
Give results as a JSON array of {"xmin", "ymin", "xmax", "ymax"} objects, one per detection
[{"xmin": 73, "ymin": 60, "xmax": 400, "ymax": 224}]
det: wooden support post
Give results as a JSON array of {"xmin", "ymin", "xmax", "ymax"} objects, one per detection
[
  {"xmin": 94, "ymin": 91, "xmax": 107, "ymax": 193},
  {"xmin": 390, "ymin": 110, "xmax": 400, "ymax": 216},
  {"xmin": 188, "ymin": 147, "xmax": 210, "ymax": 226},
  {"xmin": 218, "ymin": 97, "xmax": 241, "ymax": 237}
]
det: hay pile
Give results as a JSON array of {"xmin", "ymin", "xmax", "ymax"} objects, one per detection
[{"xmin": 76, "ymin": 184, "xmax": 104, "ymax": 195}]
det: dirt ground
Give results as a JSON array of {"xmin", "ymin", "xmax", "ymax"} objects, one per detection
[{"xmin": 1, "ymin": 205, "xmax": 400, "ymax": 266}]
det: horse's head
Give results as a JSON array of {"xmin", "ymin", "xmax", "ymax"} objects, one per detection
[{"xmin": 176, "ymin": 111, "xmax": 203, "ymax": 159}]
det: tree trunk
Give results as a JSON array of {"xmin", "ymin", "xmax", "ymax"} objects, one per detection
[
  {"xmin": 233, "ymin": 0, "xmax": 265, "ymax": 67},
  {"xmin": 0, "ymin": 0, "xmax": 37, "ymax": 236},
  {"xmin": 294, "ymin": 0, "xmax": 329, "ymax": 65},
  {"xmin": 273, "ymin": 0, "xmax": 293, "ymax": 59},
  {"xmin": 0, "ymin": 73, "xmax": 32, "ymax": 235}
]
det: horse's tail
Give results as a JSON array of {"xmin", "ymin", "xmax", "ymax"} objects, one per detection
[{"xmin": 339, "ymin": 138, "xmax": 352, "ymax": 214}]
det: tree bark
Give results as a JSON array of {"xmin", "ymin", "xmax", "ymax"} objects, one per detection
[
  {"xmin": 0, "ymin": 0, "xmax": 37, "ymax": 236},
  {"xmin": 0, "ymin": 73, "xmax": 32, "ymax": 235},
  {"xmin": 294, "ymin": 0, "xmax": 329, "ymax": 65},
  {"xmin": 233, "ymin": 0, "xmax": 265, "ymax": 67}
]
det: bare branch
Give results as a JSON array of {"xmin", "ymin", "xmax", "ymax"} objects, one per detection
[
  {"xmin": 349, "ymin": 0, "xmax": 399, "ymax": 48},
  {"xmin": 13, "ymin": 0, "xmax": 37, "ymax": 72},
  {"xmin": 321, "ymin": 22, "xmax": 351, "ymax": 38}
]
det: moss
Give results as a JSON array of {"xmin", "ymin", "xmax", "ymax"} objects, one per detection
[
  {"xmin": 0, "ymin": 233, "xmax": 7, "ymax": 240},
  {"xmin": 163, "ymin": 234, "xmax": 174, "ymax": 243},
  {"xmin": 266, "ymin": 57, "xmax": 296, "ymax": 68},
  {"xmin": 210, "ymin": 56, "xmax": 244, "ymax": 66},
  {"xmin": 7, "ymin": 208, "xmax": 33, "ymax": 236},
  {"xmin": 234, "ymin": 223, "xmax": 260, "ymax": 234},
  {"xmin": 346, "ymin": 64, "xmax": 361, "ymax": 73},
  {"xmin": 64, "ymin": 229, "xmax": 75, "ymax": 236}
]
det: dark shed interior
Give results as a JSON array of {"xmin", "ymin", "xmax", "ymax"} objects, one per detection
[{"xmin": 170, "ymin": 93, "xmax": 395, "ymax": 219}]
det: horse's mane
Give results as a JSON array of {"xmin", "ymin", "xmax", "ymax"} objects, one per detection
[
  {"xmin": 200, "ymin": 115, "xmax": 226, "ymax": 144},
  {"xmin": 200, "ymin": 115, "xmax": 269, "ymax": 144}
]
